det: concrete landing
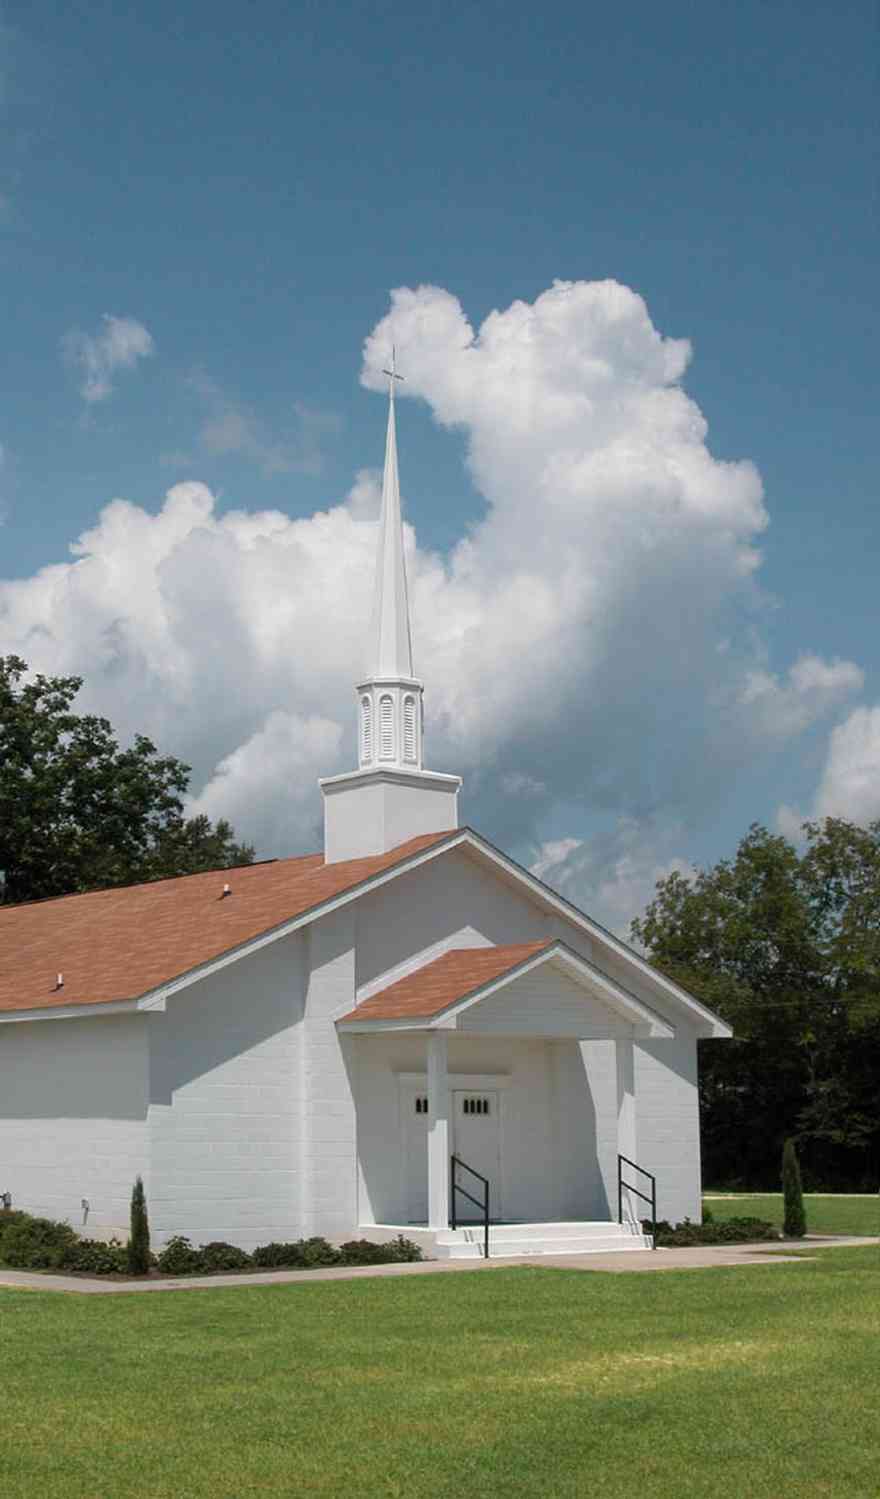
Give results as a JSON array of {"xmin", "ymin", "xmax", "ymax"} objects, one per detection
[{"xmin": 0, "ymin": 1236, "xmax": 874, "ymax": 1294}]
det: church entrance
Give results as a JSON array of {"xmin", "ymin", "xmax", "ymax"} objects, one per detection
[{"xmin": 401, "ymin": 1082, "xmax": 502, "ymax": 1224}]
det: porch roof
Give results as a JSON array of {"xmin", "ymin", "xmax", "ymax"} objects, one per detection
[{"xmin": 337, "ymin": 939, "xmax": 674, "ymax": 1038}]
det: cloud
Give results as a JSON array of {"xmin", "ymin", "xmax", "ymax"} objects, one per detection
[
  {"xmin": 189, "ymin": 710, "xmax": 343, "ymax": 853},
  {"xmin": 531, "ymin": 822, "xmax": 696, "ymax": 939},
  {"xmin": 179, "ymin": 372, "xmax": 340, "ymax": 477},
  {"xmin": 2, "ymin": 279, "xmax": 866, "ymax": 929},
  {"xmin": 62, "ymin": 314, "xmax": 154, "ymax": 403},
  {"xmin": 780, "ymin": 705, "xmax": 880, "ymax": 838},
  {"xmin": 736, "ymin": 655, "xmax": 864, "ymax": 743}
]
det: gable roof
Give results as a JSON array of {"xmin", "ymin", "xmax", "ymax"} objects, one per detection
[
  {"xmin": 343, "ymin": 941, "xmax": 550, "ymax": 1022},
  {"xmin": 0, "ymin": 824, "xmax": 731, "ymax": 1038},
  {"xmin": 338, "ymin": 938, "xmax": 674, "ymax": 1037},
  {"xmin": 0, "ymin": 830, "xmax": 454, "ymax": 1018}
]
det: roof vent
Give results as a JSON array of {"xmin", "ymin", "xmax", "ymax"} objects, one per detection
[
  {"xmin": 221, "ymin": 883, "xmax": 231, "ymax": 898},
  {"xmin": 55, "ymin": 972, "xmax": 64, "ymax": 990}
]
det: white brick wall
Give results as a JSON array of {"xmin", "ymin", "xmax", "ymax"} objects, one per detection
[
  {"xmin": 147, "ymin": 930, "xmax": 306, "ymax": 1249},
  {"xmin": 0, "ymin": 1013, "xmax": 148, "ymax": 1238},
  {"xmin": 301, "ymin": 909, "xmax": 358, "ymax": 1237},
  {"xmin": 635, "ymin": 1027, "xmax": 702, "ymax": 1226}
]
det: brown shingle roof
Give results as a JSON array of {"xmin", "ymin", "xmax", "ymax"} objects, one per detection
[
  {"xmin": 340, "ymin": 941, "xmax": 552, "ymax": 1023},
  {"xmin": 0, "ymin": 830, "xmax": 456, "ymax": 1015}
]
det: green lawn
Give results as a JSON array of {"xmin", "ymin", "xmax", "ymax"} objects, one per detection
[
  {"xmin": 703, "ymin": 1192, "xmax": 880, "ymax": 1236},
  {"xmin": 2, "ymin": 1248, "xmax": 879, "ymax": 1498}
]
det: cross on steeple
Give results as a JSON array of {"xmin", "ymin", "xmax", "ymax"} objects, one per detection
[{"xmin": 382, "ymin": 346, "xmax": 405, "ymax": 397}]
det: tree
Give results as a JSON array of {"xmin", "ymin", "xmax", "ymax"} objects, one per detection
[
  {"xmin": 632, "ymin": 819, "xmax": 880, "ymax": 1191},
  {"xmin": 127, "ymin": 1176, "xmax": 151, "ymax": 1275},
  {"xmin": 782, "ymin": 1138, "xmax": 806, "ymax": 1238},
  {"xmin": 0, "ymin": 655, "xmax": 254, "ymax": 904}
]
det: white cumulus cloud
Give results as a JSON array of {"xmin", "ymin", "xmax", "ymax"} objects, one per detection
[
  {"xmin": 780, "ymin": 705, "xmax": 880, "ymax": 839},
  {"xmin": 3, "ymin": 279, "xmax": 866, "ymax": 928},
  {"xmin": 62, "ymin": 314, "xmax": 155, "ymax": 403}
]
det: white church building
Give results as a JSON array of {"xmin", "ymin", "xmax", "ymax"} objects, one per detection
[{"xmin": 0, "ymin": 374, "xmax": 731, "ymax": 1259}]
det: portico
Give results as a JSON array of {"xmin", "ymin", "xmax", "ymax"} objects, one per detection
[{"xmin": 340, "ymin": 938, "xmax": 672, "ymax": 1248}]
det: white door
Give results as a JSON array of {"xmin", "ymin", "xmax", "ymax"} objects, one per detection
[
  {"xmin": 403, "ymin": 1088, "xmax": 430, "ymax": 1224},
  {"xmin": 452, "ymin": 1090, "xmax": 501, "ymax": 1222}
]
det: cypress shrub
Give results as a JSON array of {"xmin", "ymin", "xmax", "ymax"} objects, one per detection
[
  {"xmin": 782, "ymin": 1138, "xmax": 807, "ymax": 1238},
  {"xmin": 127, "ymin": 1176, "xmax": 151, "ymax": 1275}
]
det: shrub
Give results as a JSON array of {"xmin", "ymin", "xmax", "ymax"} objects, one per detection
[
  {"xmin": 156, "ymin": 1236, "xmax": 206, "ymax": 1275},
  {"xmin": 128, "ymin": 1176, "xmax": 151, "ymax": 1276},
  {"xmin": 251, "ymin": 1237, "xmax": 340, "ymax": 1269},
  {"xmin": 782, "ymin": 1138, "xmax": 807, "ymax": 1238},
  {"xmin": 647, "ymin": 1216, "xmax": 778, "ymax": 1247},
  {"xmin": 199, "ymin": 1241, "xmax": 253, "ymax": 1272},
  {"xmin": 60, "ymin": 1237, "xmax": 129, "ymax": 1275},
  {"xmin": 0, "ymin": 1213, "xmax": 78, "ymax": 1268},
  {"xmin": 337, "ymin": 1236, "xmax": 423, "ymax": 1266}
]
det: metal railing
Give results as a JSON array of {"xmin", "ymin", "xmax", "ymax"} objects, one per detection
[
  {"xmin": 617, "ymin": 1154, "xmax": 657, "ymax": 1249},
  {"xmin": 451, "ymin": 1154, "xmax": 490, "ymax": 1260}
]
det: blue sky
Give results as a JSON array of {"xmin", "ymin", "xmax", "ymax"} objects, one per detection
[{"xmin": 1, "ymin": 0, "xmax": 877, "ymax": 926}]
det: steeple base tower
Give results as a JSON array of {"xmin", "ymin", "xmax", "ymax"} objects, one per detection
[
  {"xmin": 321, "ymin": 350, "xmax": 461, "ymax": 864},
  {"xmin": 320, "ymin": 767, "xmax": 461, "ymax": 864}
]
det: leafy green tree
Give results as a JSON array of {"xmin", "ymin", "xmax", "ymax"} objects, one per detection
[
  {"xmin": 0, "ymin": 655, "xmax": 254, "ymax": 904},
  {"xmin": 127, "ymin": 1176, "xmax": 151, "ymax": 1275},
  {"xmin": 632, "ymin": 819, "xmax": 880, "ymax": 1190},
  {"xmin": 782, "ymin": 1138, "xmax": 807, "ymax": 1237}
]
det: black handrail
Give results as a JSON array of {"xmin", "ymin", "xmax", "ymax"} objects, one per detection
[
  {"xmin": 618, "ymin": 1154, "xmax": 657, "ymax": 1249},
  {"xmin": 451, "ymin": 1154, "xmax": 490, "ymax": 1260}
]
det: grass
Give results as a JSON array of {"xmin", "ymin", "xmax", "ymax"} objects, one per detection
[
  {"xmin": 703, "ymin": 1192, "xmax": 880, "ymax": 1236},
  {"xmin": 1, "ymin": 1248, "xmax": 879, "ymax": 1498}
]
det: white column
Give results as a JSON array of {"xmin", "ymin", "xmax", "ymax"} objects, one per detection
[
  {"xmin": 615, "ymin": 1035, "xmax": 638, "ymax": 1227},
  {"xmin": 426, "ymin": 1030, "xmax": 449, "ymax": 1229}
]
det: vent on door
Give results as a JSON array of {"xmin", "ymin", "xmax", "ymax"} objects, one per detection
[
  {"xmin": 462, "ymin": 1096, "xmax": 491, "ymax": 1116},
  {"xmin": 414, "ymin": 1096, "xmax": 428, "ymax": 1115}
]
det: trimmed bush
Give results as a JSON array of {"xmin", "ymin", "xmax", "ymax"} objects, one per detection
[
  {"xmin": 156, "ymin": 1236, "xmax": 206, "ymax": 1275},
  {"xmin": 0, "ymin": 1213, "xmax": 78, "ymax": 1268},
  {"xmin": 60, "ymin": 1238, "xmax": 129, "ymax": 1275},
  {"xmin": 782, "ymin": 1138, "xmax": 807, "ymax": 1238},
  {"xmin": 199, "ymin": 1241, "xmax": 253, "ymax": 1272},
  {"xmin": 251, "ymin": 1237, "xmax": 339, "ymax": 1269},
  {"xmin": 128, "ymin": 1176, "xmax": 151, "ymax": 1276},
  {"xmin": 647, "ymin": 1216, "xmax": 778, "ymax": 1247},
  {"xmin": 337, "ymin": 1236, "xmax": 423, "ymax": 1266}
]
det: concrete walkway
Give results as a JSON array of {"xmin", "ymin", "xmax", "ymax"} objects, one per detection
[{"xmin": 0, "ymin": 1235, "xmax": 875, "ymax": 1294}]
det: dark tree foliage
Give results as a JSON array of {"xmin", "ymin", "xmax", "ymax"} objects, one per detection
[
  {"xmin": 632, "ymin": 819, "xmax": 880, "ymax": 1190},
  {"xmin": 127, "ymin": 1175, "xmax": 151, "ymax": 1275},
  {"xmin": 782, "ymin": 1138, "xmax": 807, "ymax": 1238},
  {"xmin": 0, "ymin": 656, "xmax": 254, "ymax": 905}
]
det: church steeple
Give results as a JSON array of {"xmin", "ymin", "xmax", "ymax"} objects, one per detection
[
  {"xmin": 370, "ymin": 352, "xmax": 414, "ymax": 679},
  {"xmin": 318, "ymin": 354, "xmax": 461, "ymax": 864},
  {"xmin": 356, "ymin": 352, "xmax": 424, "ymax": 774}
]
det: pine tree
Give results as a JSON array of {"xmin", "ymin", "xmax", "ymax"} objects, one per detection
[
  {"xmin": 127, "ymin": 1176, "xmax": 151, "ymax": 1275},
  {"xmin": 782, "ymin": 1138, "xmax": 807, "ymax": 1238}
]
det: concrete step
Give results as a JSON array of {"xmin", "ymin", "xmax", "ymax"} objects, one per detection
[
  {"xmin": 438, "ymin": 1220, "xmax": 646, "ymax": 1242},
  {"xmin": 432, "ymin": 1222, "xmax": 653, "ymax": 1260}
]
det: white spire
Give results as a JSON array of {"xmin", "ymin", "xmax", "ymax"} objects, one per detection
[
  {"xmin": 369, "ymin": 351, "xmax": 414, "ymax": 678},
  {"xmin": 318, "ymin": 354, "xmax": 462, "ymax": 862}
]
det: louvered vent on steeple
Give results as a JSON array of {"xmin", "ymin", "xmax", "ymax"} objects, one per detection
[
  {"xmin": 379, "ymin": 695, "xmax": 394, "ymax": 759},
  {"xmin": 360, "ymin": 695, "xmax": 373, "ymax": 765},
  {"xmin": 403, "ymin": 695, "xmax": 417, "ymax": 762}
]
